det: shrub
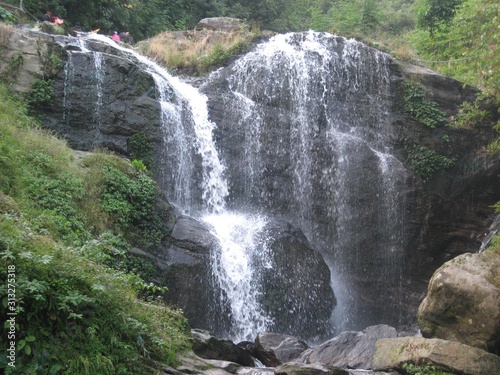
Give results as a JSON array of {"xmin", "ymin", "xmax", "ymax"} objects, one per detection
[
  {"xmin": 400, "ymin": 80, "xmax": 447, "ymax": 128},
  {"xmin": 404, "ymin": 143, "xmax": 455, "ymax": 181},
  {"xmin": 26, "ymin": 79, "xmax": 54, "ymax": 109}
]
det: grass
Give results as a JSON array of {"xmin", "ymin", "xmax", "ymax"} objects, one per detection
[
  {"xmin": 0, "ymin": 21, "xmax": 12, "ymax": 47},
  {"xmin": 0, "ymin": 82, "xmax": 191, "ymax": 374},
  {"xmin": 138, "ymin": 26, "xmax": 263, "ymax": 75}
]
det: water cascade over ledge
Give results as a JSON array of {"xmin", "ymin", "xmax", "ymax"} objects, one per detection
[
  {"xmin": 202, "ymin": 31, "xmax": 410, "ymax": 333},
  {"xmin": 52, "ymin": 30, "xmax": 417, "ymax": 342}
]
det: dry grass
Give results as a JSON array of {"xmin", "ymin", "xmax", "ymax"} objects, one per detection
[
  {"xmin": 139, "ymin": 28, "xmax": 262, "ymax": 75},
  {"xmin": 392, "ymin": 43, "xmax": 419, "ymax": 63},
  {"xmin": 0, "ymin": 21, "xmax": 13, "ymax": 47}
]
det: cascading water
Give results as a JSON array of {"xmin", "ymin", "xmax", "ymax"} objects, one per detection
[
  {"xmin": 206, "ymin": 31, "xmax": 409, "ymax": 332},
  {"xmin": 60, "ymin": 30, "xmax": 410, "ymax": 340},
  {"xmin": 77, "ymin": 34, "xmax": 276, "ymax": 342},
  {"xmin": 62, "ymin": 38, "xmax": 107, "ymax": 148},
  {"xmin": 92, "ymin": 51, "xmax": 105, "ymax": 147}
]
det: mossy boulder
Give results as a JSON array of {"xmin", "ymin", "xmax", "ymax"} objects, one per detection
[
  {"xmin": 417, "ymin": 248, "xmax": 500, "ymax": 354},
  {"xmin": 372, "ymin": 337, "xmax": 500, "ymax": 375}
]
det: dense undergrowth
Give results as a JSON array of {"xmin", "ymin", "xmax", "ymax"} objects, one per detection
[{"xmin": 0, "ymin": 83, "xmax": 191, "ymax": 374}]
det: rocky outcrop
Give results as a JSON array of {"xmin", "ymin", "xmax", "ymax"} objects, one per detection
[
  {"xmin": 191, "ymin": 329, "xmax": 256, "ymax": 367},
  {"xmin": 202, "ymin": 32, "xmax": 500, "ymax": 331},
  {"xmin": 131, "ymin": 214, "xmax": 334, "ymax": 340},
  {"xmin": 298, "ymin": 325, "xmax": 398, "ymax": 370},
  {"xmin": 259, "ymin": 220, "xmax": 335, "ymax": 340},
  {"xmin": 275, "ymin": 362, "xmax": 348, "ymax": 375},
  {"xmin": 417, "ymin": 248, "xmax": 500, "ymax": 354},
  {"xmin": 372, "ymin": 337, "xmax": 500, "ymax": 375},
  {"xmin": 254, "ymin": 332, "xmax": 309, "ymax": 366},
  {"xmin": 195, "ymin": 17, "xmax": 248, "ymax": 32}
]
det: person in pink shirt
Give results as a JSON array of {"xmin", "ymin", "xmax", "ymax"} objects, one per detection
[{"xmin": 111, "ymin": 32, "xmax": 121, "ymax": 42}]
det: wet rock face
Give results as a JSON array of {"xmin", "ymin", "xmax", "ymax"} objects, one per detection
[
  {"xmin": 202, "ymin": 33, "xmax": 500, "ymax": 331},
  {"xmin": 259, "ymin": 220, "xmax": 336, "ymax": 340},
  {"xmin": 45, "ymin": 39, "xmax": 162, "ymax": 155},
  {"xmin": 205, "ymin": 217, "xmax": 336, "ymax": 342}
]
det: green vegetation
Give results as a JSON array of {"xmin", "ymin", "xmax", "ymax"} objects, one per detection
[
  {"xmin": 400, "ymin": 80, "xmax": 447, "ymax": 128},
  {"xmin": 0, "ymin": 83, "xmax": 190, "ymax": 374},
  {"xmin": 404, "ymin": 144, "xmax": 455, "ymax": 181},
  {"xmin": 449, "ymin": 94, "xmax": 497, "ymax": 129},
  {"xmin": 401, "ymin": 362, "xmax": 457, "ymax": 375},
  {"xmin": 25, "ymin": 79, "xmax": 54, "ymax": 109},
  {"xmin": 412, "ymin": 0, "xmax": 499, "ymax": 97}
]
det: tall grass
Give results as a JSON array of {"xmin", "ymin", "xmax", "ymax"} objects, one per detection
[
  {"xmin": 0, "ymin": 21, "xmax": 12, "ymax": 47},
  {"xmin": 139, "ymin": 27, "xmax": 262, "ymax": 75}
]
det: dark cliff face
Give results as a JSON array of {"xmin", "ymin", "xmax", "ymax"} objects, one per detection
[
  {"xmin": 43, "ymin": 37, "xmax": 164, "ymax": 156},
  {"xmin": 1, "ymin": 27, "xmax": 499, "ymax": 336},
  {"xmin": 200, "ymin": 32, "xmax": 500, "ymax": 331}
]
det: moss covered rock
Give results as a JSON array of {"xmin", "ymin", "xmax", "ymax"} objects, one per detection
[
  {"xmin": 372, "ymin": 337, "xmax": 500, "ymax": 375},
  {"xmin": 417, "ymin": 248, "xmax": 500, "ymax": 354}
]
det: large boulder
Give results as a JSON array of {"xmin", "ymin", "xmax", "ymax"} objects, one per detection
[
  {"xmin": 191, "ymin": 329, "xmax": 255, "ymax": 367},
  {"xmin": 298, "ymin": 325, "xmax": 397, "ymax": 370},
  {"xmin": 417, "ymin": 248, "xmax": 500, "ymax": 354},
  {"xmin": 372, "ymin": 336, "xmax": 500, "ymax": 375},
  {"xmin": 254, "ymin": 332, "xmax": 309, "ymax": 366},
  {"xmin": 259, "ymin": 220, "xmax": 335, "ymax": 340},
  {"xmin": 195, "ymin": 17, "xmax": 247, "ymax": 32}
]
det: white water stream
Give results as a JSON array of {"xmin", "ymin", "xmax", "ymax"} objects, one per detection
[{"xmin": 80, "ymin": 34, "xmax": 274, "ymax": 342}]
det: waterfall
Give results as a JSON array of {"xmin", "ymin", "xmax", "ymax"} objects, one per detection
[
  {"xmin": 80, "ymin": 34, "xmax": 274, "ymax": 342},
  {"xmin": 211, "ymin": 31, "xmax": 409, "ymax": 332},
  {"xmin": 204, "ymin": 212, "xmax": 273, "ymax": 342},
  {"xmin": 61, "ymin": 38, "xmax": 106, "ymax": 148},
  {"xmin": 62, "ymin": 54, "xmax": 74, "ymax": 124},
  {"xmin": 61, "ymin": 30, "xmax": 410, "ymax": 339},
  {"xmin": 92, "ymin": 51, "xmax": 105, "ymax": 147}
]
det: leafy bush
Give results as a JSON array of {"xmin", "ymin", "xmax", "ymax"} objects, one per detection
[
  {"xmin": 449, "ymin": 94, "xmax": 498, "ymax": 129},
  {"xmin": 401, "ymin": 361, "xmax": 457, "ymax": 375},
  {"xmin": 401, "ymin": 80, "xmax": 447, "ymax": 128},
  {"xmin": 26, "ymin": 79, "xmax": 54, "ymax": 109},
  {"xmin": 0, "ymin": 213, "xmax": 190, "ymax": 374},
  {"xmin": 0, "ymin": 6, "xmax": 16, "ymax": 24},
  {"xmin": 404, "ymin": 143, "xmax": 455, "ymax": 180}
]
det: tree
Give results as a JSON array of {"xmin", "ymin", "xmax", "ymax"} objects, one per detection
[{"xmin": 413, "ymin": 0, "xmax": 465, "ymax": 33}]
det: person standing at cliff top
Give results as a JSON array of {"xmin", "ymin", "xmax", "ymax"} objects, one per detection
[
  {"xmin": 119, "ymin": 31, "xmax": 134, "ymax": 45},
  {"xmin": 111, "ymin": 31, "xmax": 121, "ymax": 42},
  {"xmin": 41, "ymin": 11, "xmax": 51, "ymax": 22}
]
